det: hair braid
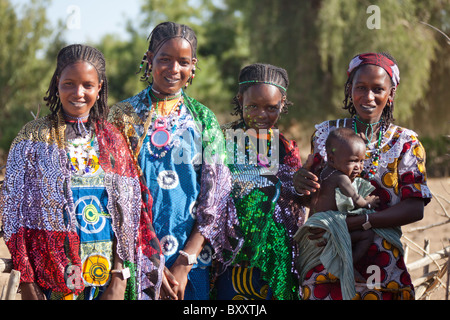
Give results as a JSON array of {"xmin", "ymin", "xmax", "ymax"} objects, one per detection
[
  {"xmin": 232, "ymin": 63, "xmax": 293, "ymax": 117},
  {"xmin": 138, "ymin": 21, "xmax": 198, "ymax": 84},
  {"xmin": 44, "ymin": 44, "xmax": 109, "ymax": 123}
]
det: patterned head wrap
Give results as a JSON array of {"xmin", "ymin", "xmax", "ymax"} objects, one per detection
[{"xmin": 347, "ymin": 53, "xmax": 400, "ymax": 87}]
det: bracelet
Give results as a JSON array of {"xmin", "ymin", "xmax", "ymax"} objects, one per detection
[
  {"xmin": 179, "ymin": 250, "xmax": 198, "ymax": 265},
  {"xmin": 362, "ymin": 214, "xmax": 372, "ymax": 231},
  {"xmin": 111, "ymin": 267, "xmax": 130, "ymax": 280}
]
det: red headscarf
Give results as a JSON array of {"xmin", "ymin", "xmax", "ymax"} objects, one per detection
[{"xmin": 347, "ymin": 53, "xmax": 400, "ymax": 87}]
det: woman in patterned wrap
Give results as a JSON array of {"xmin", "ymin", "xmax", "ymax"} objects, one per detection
[
  {"xmin": 108, "ymin": 22, "xmax": 236, "ymax": 300},
  {"xmin": 0, "ymin": 44, "xmax": 163, "ymax": 300},
  {"xmin": 293, "ymin": 52, "xmax": 431, "ymax": 300},
  {"xmin": 213, "ymin": 63, "xmax": 306, "ymax": 300}
]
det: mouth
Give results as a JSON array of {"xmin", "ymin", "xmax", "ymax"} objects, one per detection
[
  {"xmin": 69, "ymin": 101, "xmax": 87, "ymax": 107},
  {"xmin": 164, "ymin": 77, "xmax": 181, "ymax": 84},
  {"xmin": 359, "ymin": 104, "xmax": 377, "ymax": 111},
  {"xmin": 253, "ymin": 122, "xmax": 271, "ymax": 129}
]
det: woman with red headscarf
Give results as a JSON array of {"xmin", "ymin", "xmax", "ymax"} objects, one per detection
[{"xmin": 293, "ymin": 52, "xmax": 431, "ymax": 300}]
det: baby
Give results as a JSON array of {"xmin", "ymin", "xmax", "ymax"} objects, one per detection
[{"xmin": 311, "ymin": 127, "xmax": 380, "ymax": 264}]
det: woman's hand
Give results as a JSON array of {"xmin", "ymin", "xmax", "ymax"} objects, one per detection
[
  {"xmin": 159, "ymin": 266, "xmax": 180, "ymax": 300},
  {"xmin": 160, "ymin": 256, "xmax": 191, "ymax": 300},
  {"xmin": 100, "ymin": 274, "xmax": 127, "ymax": 300},
  {"xmin": 293, "ymin": 154, "xmax": 321, "ymax": 196},
  {"xmin": 308, "ymin": 227, "xmax": 327, "ymax": 247},
  {"xmin": 20, "ymin": 282, "xmax": 46, "ymax": 300}
]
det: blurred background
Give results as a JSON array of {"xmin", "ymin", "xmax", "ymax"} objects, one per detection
[{"xmin": 0, "ymin": 0, "xmax": 449, "ymax": 176}]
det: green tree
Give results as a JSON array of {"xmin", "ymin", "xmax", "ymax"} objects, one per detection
[
  {"xmin": 0, "ymin": 0, "xmax": 57, "ymax": 150},
  {"xmin": 225, "ymin": 0, "xmax": 449, "ymax": 138}
]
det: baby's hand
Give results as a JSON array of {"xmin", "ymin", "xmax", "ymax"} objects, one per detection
[{"xmin": 365, "ymin": 195, "xmax": 380, "ymax": 209}]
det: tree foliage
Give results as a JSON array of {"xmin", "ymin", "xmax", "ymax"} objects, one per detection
[
  {"xmin": 0, "ymin": 0, "xmax": 58, "ymax": 150},
  {"xmin": 1, "ymin": 0, "xmax": 449, "ymax": 166}
]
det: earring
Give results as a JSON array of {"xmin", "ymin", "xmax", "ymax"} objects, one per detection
[
  {"xmin": 136, "ymin": 54, "xmax": 147, "ymax": 74},
  {"xmin": 97, "ymin": 95, "xmax": 100, "ymax": 100},
  {"xmin": 185, "ymin": 66, "xmax": 196, "ymax": 89}
]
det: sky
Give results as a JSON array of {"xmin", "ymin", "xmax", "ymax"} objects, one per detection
[{"xmin": 13, "ymin": 0, "xmax": 144, "ymax": 44}]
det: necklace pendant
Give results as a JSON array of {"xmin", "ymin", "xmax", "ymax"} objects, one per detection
[{"xmin": 151, "ymin": 117, "xmax": 171, "ymax": 148}]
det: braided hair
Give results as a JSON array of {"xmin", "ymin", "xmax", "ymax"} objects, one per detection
[
  {"xmin": 44, "ymin": 44, "xmax": 109, "ymax": 123},
  {"xmin": 343, "ymin": 52, "xmax": 397, "ymax": 125},
  {"xmin": 231, "ymin": 63, "xmax": 293, "ymax": 118},
  {"xmin": 137, "ymin": 21, "xmax": 198, "ymax": 85}
]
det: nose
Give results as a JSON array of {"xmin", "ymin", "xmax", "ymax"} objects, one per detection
[
  {"xmin": 73, "ymin": 85, "xmax": 84, "ymax": 97},
  {"xmin": 168, "ymin": 61, "xmax": 181, "ymax": 73},
  {"xmin": 366, "ymin": 89, "xmax": 375, "ymax": 102},
  {"xmin": 257, "ymin": 108, "xmax": 268, "ymax": 119}
]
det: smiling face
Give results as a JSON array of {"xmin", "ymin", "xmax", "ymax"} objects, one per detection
[
  {"xmin": 57, "ymin": 61, "xmax": 103, "ymax": 118},
  {"xmin": 240, "ymin": 84, "xmax": 285, "ymax": 131},
  {"xmin": 148, "ymin": 37, "xmax": 197, "ymax": 95},
  {"xmin": 350, "ymin": 64, "xmax": 395, "ymax": 123}
]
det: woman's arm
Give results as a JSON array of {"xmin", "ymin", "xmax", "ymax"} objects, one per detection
[
  {"xmin": 346, "ymin": 197, "xmax": 424, "ymax": 232},
  {"xmin": 160, "ymin": 222, "xmax": 206, "ymax": 300},
  {"xmin": 100, "ymin": 239, "xmax": 127, "ymax": 300}
]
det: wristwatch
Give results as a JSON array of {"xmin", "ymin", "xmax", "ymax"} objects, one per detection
[
  {"xmin": 179, "ymin": 250, "xmax": 198, "ymax": 265},
  {"xmin": 362, "ymin": 214, "xmax": 372, "ymax": 230},
  {"xmin": 111, "ymin": 267, "xmax": 131, "ymax": 280}
]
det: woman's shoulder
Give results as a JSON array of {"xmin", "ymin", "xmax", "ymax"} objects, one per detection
[
  {"xmin": 221, "ymin": 119, "xmax": 244, "ymax": 132},
  {"xmin": 183, "ymin": 93, "xmax": 216, "ymax": 118},
  {"xmin": 387, "ymin": 124, "xmax": 420, "ymax": 141},
  {"xmin": 11, "ymin": 115, "xmax": 55, "ymax": 146}
]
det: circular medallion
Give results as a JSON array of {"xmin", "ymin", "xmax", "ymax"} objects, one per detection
[
  {"xmin": 160, "ymin": 235, "xmax": 179, "ymax": 256},
  {"xmin": 157, "ymin": 170, "xmax": 179, "ymax": 189},
  {"xmin": 82, "ymin": 254, "xmax": 110, "ymax": 286},
  {"xmin": 74, "ymin": 195, "xmax": 107, "ymax": 234},
  {"xmin": 151, "ymin": 117, "xmax": 171, "ymax": 148}
]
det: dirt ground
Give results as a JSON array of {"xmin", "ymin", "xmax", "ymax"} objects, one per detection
[{"xmin": 0, "ymin": 177, "xmax": 449, "ymax": 300}]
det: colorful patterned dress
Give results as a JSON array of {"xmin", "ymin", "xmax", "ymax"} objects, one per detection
[
  {"xmin": 213, "ymin": 119, "xmax": 306, "ymax": 300},
  {"xmin": 108, "ymin": 87, "xmax": 237, "ymax": 300},
  {"xmin": 300, "ymin": 118, "xmax": 431, "ymax": 300},
  {"xmin": 0, "ymin": 112, "xmax": 163, "ymax": 300}
]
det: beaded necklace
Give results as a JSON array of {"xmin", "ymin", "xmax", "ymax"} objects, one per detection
[
  {"xmin": 245, "ymin": 129, "xmax": 273, "ymax": 167},
  {"xmin": 63, "ymin": 112, "xmax": 90, "ymax": 137},
  {"xmin": 319, "ymin": 166, "xmax": 338, "ymax": 182},
  {"xmin": 144, "ymin": 87, "xmax": 183, "ymax": 160},
  {"xmin": 67, "ymin": 132, "xmax": 98, "ymax": 175},
  {"xmin": 353, "ymin": 117, "xmax": 385, "ymax": 180}
]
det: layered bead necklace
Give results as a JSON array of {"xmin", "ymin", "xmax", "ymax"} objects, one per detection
[
  {"xmin": 353, "ymin": 116, "xmax": 385, "ymax": 180},
  {"xmin": 244, "ymin": 128, "xmax": 273, "ymax": 168},
  {"xmin": 145, "ymin": 87, "xmax": 183, "ymax": 160},
  {"xmin": 63, "ymin": 113, "xmax": 98, "ymax": 176}
]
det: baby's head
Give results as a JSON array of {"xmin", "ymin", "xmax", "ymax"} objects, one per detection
[{"xmin": 325, "ymin": 127, "xmax": 366, "ymax": 180}]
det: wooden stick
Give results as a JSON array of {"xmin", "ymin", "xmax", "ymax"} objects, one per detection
[
  {"xmin": 4, "ymin": 270, "xmax": 20, "ymax": 300},
  {"xmin": 0, "ymin": 258, "xmax": 13, "ymax": 273},
  {"xmin": 407, "ymin": 246, "xmax": 450, "ymax": 271},
  {"xmin": 405, "ymin": 219, "xmax": 450, "ymax": 233},
  {"xmin": 423, "ymin": 238, "xmax": 430, "ymax": 275},
  {"xmin": 403, "ymin": 235, "xmax": 443, "ymax": 270}
]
